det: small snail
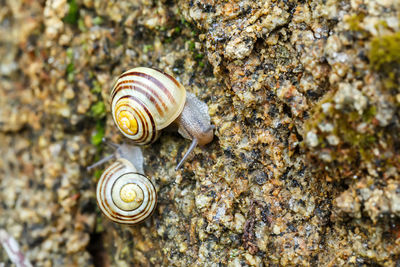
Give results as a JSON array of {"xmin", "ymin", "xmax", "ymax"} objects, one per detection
[
  {"xmin": 110, "ymin": 67, "xmax": 214, "ymax": 170},
  {"xmin": 88, "ymin": 141, "xmax": 157, "ymax": 225}
]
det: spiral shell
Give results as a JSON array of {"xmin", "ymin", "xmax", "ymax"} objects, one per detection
[
  {"xmin": 96, "ymin": 158, "xmax": 157, "ymax": 225},
  {"xmin": 111, "ymin": 67, "xmax": 186, "ymax": 144}
]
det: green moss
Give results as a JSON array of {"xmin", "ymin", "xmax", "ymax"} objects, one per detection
[
  {"xmin": 345, "ymin": 13, "xmax": 365, "ymax": 31},
  {"xmin": 93, "ymin": 16, "xmax": 103, "ymax": 25},
  {"xmin": 362, "ymin": 105, "xmax": 377, "ymax": 122},
  {"xmin": 66, "ymin": 48, "xmax": 75, "ymax": 82},
  {"xmin": 369, "ymin": 31, "xmax": 400, "ymax": 74},
  {"xmin": 195, "ymin": 53, "xmax": 204, "ymax": 60},
  {"xmin": 191, "ymin": 30, "xmax": 199, "ymax": 37},
  {"xmin": 66, "ymin": 63, "xmax": 74, "ymax": 82},
  {"xmin": 91, "ymin": 120, "xmax": 105, "ymax": 146},
  {"xmin": 187, "ymin": 40, "xmax": 196, "ymax": 51},
  {"xmin": 143, "ymin": 44, "xmax": 153, "ymax": 53},
  {"xmin": 93, "ymin": 169, "xmax": 103, "ymax": 180},
  {"xmin": 156, "ymin": 25, "xmax": 166, "ymax": 31},
  {"xmin": 304, "ymin": 90, "xmax": 335, "ymax": 131},
  {"xmin": 95, "ymin": 215, "xmax": 104, "ymax": 232},
  {"xmin": 306, "ymin": 90, "xmax": 399, "ymax": 173},
  {"xmin": 66, "ymin": 48, "xmax": 74, "ymax": 61},
  {"xmin": 194, "ymin": 53, "xmax": 206, "ymax": 68},
  {"xmin": 164, "ymin": 37, "xmax": 173, "ymax": 43},
  {"xmin": 334, "ymin": 113, "xmax": 376, "ymax": 160},
  {"xmin": 304, "ymin": 91, "xmax": 378, "ymax": 166},
  {"xmin": 180, "ymin": 17, "xmax": 191, "ymax": 28},
  {"xmin": 91, "ymin": 80, "xmax": 102, "ymax": 94},
  {"xmin": 78, "ymin": 18, "xmax": 86, "ymax": 32},
  {"xmin": 66, "ymin": 63, "xmax": 74, "ymax": 74},
  {"xmin": 90, "ymin": 101, "xmax": 106, "ymax": 119},
  {"xmin": 229, "ymin": 249, "xmax": 240, "ymax": 259},
  {"xmin": 64, "ymin": 0, "xmax": 79, "ymax": 25}
]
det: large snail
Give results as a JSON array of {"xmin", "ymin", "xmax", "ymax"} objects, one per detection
[
  {"xmin": 110, "ymin": 67, "xmax": 214, "ymax": 170},
  {"xmin": 88, "ymin": 141, "xmax": 157, "ymax": 225}
]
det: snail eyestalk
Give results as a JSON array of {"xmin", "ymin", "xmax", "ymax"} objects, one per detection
[
  {"xmin": 176, "ymin": 138, "xmax": 198, "ymax": 170},
  {"xmin": 87, "ymin": 140, "xmax": 144, "ymax": 174},
  {"xmin": 175, "ymin": 93, "xmax": 214, "ymax": 170},
  {"xmin": 102, "ymin": 137, "xmax": 119, "ymax": 149},
  {"xmin": 87, "ymin": 153, "xmax": 115, "ymax": 171}
]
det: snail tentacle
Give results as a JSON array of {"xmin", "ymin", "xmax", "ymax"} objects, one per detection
[
  {"xmin": 175, "ymin": 92, "xmax": 214, "ymax": 169},
  {"xmin": 102, "ymin": 137, "xmax": 119, "ymax": 149},
  {"xmin": 87, "ymin": 153, "xmax": 116, "ymax": 171},
  {"xmin": 175, "ymin": 138, "xmax": 198, "ymax": 170}
]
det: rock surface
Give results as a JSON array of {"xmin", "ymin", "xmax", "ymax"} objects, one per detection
[{"xmin": 0, "ymin": 0, "xmax": 399, "ymax": 266}]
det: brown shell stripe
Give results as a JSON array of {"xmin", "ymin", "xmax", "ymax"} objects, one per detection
[
  {"xmin": 97, "ymin": 161, "xmax": 125, "ymax": 219},
  {"xmin": 119, "ymin": 71, "xmax": 177, "ymax": 104},
  {"xmin": 99, "ymin": 161, "xmax": 130, "ymax": 220},
  {"xmin": 101, "ymin": 172, "xmax": 156, "ymax": 224},
  {"xmin": 113, "ymin": 83, "xmax": 165, "ymax": 116},
  {"xmin": 117, "ymin": 95, "xmax": 156, "ymax": 144},
  {"xmin": 153, "ymin": 68, "xmax": 183, "ymax": 89},
  {"xmin": 111, "ymin": 79, "xmax": 168, "ymax": 111}
]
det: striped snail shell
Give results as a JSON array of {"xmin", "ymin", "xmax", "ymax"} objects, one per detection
[
  {"xmin": 88, "ymin": 142, "xmax": 157, "ymax": 225},
  {"xmin": 111, "ymin": 67, "xmax": 186, "ymax": 145},
  {"xmin": 111, "ymin": 67, "xmax": 214, "ymax": 170}
]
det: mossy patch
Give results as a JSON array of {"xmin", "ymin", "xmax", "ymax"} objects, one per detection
[
  {"xmin": 304, "ymin": 85, "xmax": 400, "ymax": 179},
  {"xmin": 369, "ymin": 31, "xmax": 400, "ymax": 82},
  {"xmin": 93, "ymin": 16, "xmax": 103, "ymax": 25},
  {"xmin": 93, "ymin": 169, "xmax": 103, "ymax": 180},
  {"xmin": 90, "ymin": 120, "xmax": 106, "ymax": 179},
  {"xmin": 64, "ymin": 0, "xmax": 79, "ymax": 25},
  {"xmin": 78, "ymin": 18, "xmax": 86, "ymax": 32},
  {"xmin": 91, "ymin": 80, "xmax": 102, "ymax": 94},
  {"xmin": 345, "ymin": 13, "xmax": 366, "ymax": 32},
  {"xmin": 143, "ymin": 44, "xmax": 154, "ymax": 53},
  {"xmin": 90, "ymin": 101, "xmax": 106, "ymax": 119},
  {"xmin": 66, "ymin": 48, "xmax": 75, "ymax": 82},
  {"xmin": 304, "ymin": 90, "xmax": 379, "ymax": 174},
  {"xmin": 95, "ymin": 215, "xmax": 104, "ymax": 233},
  {"xmin": 154, "ymin": 15, "xmax": 207, "ymax": 69},
  {"xmin": 91, "ymin": 120, "xmax": 105, "ymax": 146},
  {"xmin": 66, "ymin": 63, "xmax": 74, "ymax": 82}
]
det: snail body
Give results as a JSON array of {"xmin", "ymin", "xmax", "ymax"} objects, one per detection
[
  {"xmin": 111, "ymin": 67, "xmax": 214, "ymax": 169},
  {"xmin": 89, "ymin": 143, "xmax": 156, "ymax": 225}
]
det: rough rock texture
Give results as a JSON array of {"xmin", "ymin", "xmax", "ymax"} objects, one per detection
[{"xmin": 0, "ymin": 0, "xmax": 400, "ymax": 266}]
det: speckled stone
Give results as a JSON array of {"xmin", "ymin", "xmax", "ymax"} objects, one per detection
[{"xmin": 0, "ymin": 0, "xmax": 400, "ymax": 266}]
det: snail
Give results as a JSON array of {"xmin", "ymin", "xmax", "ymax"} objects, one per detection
[
  {"xmin": 87, "ymin": 141, "xmax": 157, "ymax": 225},
  {"xmin": 110, "ymin": 67, "xmax": 214, "ymax": 170}
]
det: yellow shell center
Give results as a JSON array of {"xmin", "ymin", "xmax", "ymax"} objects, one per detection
[
  {"xmin": 120, "ymin": 184, "xmax": 143, "ymax": 204},
  {"xmin": 118, "ymin": 111, "xmax": 138, "ymax": 134}
]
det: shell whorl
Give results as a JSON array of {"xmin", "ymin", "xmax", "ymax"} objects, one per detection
[
  {"xmin": 111, "ymin": 67, "xmax": 187, "ymax": 144},
  {"xmin": 96, "ymin": 158, "xmax": 157, "ymax": 225}
]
